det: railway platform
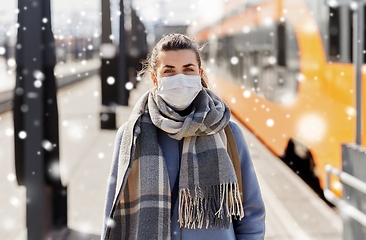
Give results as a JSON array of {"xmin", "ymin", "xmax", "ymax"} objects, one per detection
[
  {"xmin": 0, "ymin": 74, "xmax": 342, "ymax": 240},
  {"xmin": 0, "ymin": 57, "xmax": 101, "ymax": 94}
]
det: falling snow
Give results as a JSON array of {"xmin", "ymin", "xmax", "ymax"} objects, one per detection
[
  {"xmin": 107, "ymin": 76, "xmax": 115, "ymax": 85},
  {"xmin": 18, "ymin": 131, "xmax": 27, "ymax": 139},
  {"xmin": 243, "ymin": 90, "xmax": 252, "ymax": 98},
  {"xmin": 268, "ymin": 56, "xmax": 276, "ymax": 65},
  {"xmin": 242, "ymin": 26, "xmax": 250, "ymax": 34},
  {"xmin": 48, "ymin": 160, "xmax": 61, "ymax": 179},
  {"xmin": 107, "ymin": 218, "xmax": 116, "ymax": 228},
  {"xmin": 9, "ymin": 196, "xmax": 21, "ymax": 208},
  {"xmin": 7, "ymin": 173, "xmax": 16, "ymax": 182},
  {"xmin": 98, "ymin": 152, "xmax": 105, "ymax": 159},
  {"xmin": 125, "ymin": 82, "xmax": 134, "ymax": 90},
  {"xmin": 266, "ymin": 119, "xmax": 274, "ymax": 127},
  {"xmin": 34, "ymin": 80, "xmax": 42, "ymax": 88},
  {"xmin": 230, "ymin": 56, "xmax": 239, "ymax": 65},
  {"xmin": 42, "ymin": 140, "xmax": 54, "ymax": 151}
]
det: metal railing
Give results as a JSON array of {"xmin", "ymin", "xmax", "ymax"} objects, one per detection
[{"xmin": 324, "ymin": 164, "xmax": 366, "ymax": 227}]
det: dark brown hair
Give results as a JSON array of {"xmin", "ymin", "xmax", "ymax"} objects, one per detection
[{"xmin": 139, "ymin": 33, "xmax": 209, "ymax": 88}]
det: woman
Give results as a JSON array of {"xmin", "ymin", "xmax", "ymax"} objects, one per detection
[{"xmin": 101, "ymin": 33, "xmax": 265, "ymax": 240}]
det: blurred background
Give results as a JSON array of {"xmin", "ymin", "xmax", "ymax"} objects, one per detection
[{"xmin": 1, "ymin": 0, "xmax": 366, "ymax": 239}]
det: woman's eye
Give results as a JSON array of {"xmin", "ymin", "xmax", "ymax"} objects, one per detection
[
  {"xmin": 164, "ymin": 70, "xmax": 172, "ymax": 73},
  {"xmin": 185, "ymin": 68, "xmax": 194, "ymax": 72}
]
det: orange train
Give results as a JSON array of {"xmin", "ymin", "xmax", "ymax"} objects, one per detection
[{"xmin": 188, "ymin": 0, "xmax": 365, "ymax": 196}]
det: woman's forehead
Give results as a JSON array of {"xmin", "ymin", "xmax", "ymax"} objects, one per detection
[{"xmin": 157, "ymin": 49, "xmax": 198, "ymax": 67}]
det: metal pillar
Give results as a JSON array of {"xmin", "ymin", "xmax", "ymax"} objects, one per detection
[
  {"xmin": 118, "ymin": 0, "xmax": 129, "ymax": 106},
  {"xmin": 353, "ymin": 3, "xmax": 364, "ymax": 145},
  {"xmin": 100, "ymin": 0, "xmax": 118, "ymax": 130},
  {"xmin": 14, "ymin": 0, "xmax": 67, "ymax": 239}
]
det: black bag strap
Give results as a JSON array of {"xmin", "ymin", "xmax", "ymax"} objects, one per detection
[
  {"xmin": 224, "ymin": 124, "xmax": 244, "ymax": 203},
  {"xmin": 171, "ymin": 139, "xmax": 182, "ymax": 218}
]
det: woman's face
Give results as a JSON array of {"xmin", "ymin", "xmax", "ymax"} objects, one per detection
[{"xmin": 151, "ymin": 49, "xmax": 203, "ymax": 88}]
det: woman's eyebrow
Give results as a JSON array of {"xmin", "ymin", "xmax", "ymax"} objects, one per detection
[
  {"xmin": 163, "ymin": 65, "xmax": 175, "ymax": 68},
  {"xmin": 183, "ymin": 63, "xmax": 196, "ymax": 67}
]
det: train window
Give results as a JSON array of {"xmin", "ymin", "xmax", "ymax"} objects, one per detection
[
  {"xmin": 262, "ymin": 19, "xmax": 300, "ymax": 104},
  {"xmin": 277, "ymin": 22, "xmax": 286, "ymax": 67},
  {"xmin": 306, "ymin": 1, "xmax": 366, "ymax": 64},
  {"xmin": 219, "ymin": 36, "xmax": 226, "ymax": 72},
  {"xmin": 238, "ymin": 52, "xmax": 245, "ymax": 84},
  {"xmin": 216, "ymin": 37, "xmax": 225, "ymax": 71},
  {"xmin": 242, "ymin": 53, "xmax": 250, "ymax": 86},
  {"xmin": 211, "ymin": 18, "xmax": 300, "ymax": 103},
  {"xmin": 348, "ymin": 5, "xmax": 366, "ymax": 63},
  {"xmin": 326, "ymin": 5, "xmax": 353, "ymax": 63},
  {"xmin": 212, "ymin": 13, "xmax": 299, "ymax": 104},
  {"xmin": 328, "ymin": 7, "xmax": 341, "ymax": 62},
  {"xmin": 227, "ymin": 36, "xmax": 237, "ymax": 80}
]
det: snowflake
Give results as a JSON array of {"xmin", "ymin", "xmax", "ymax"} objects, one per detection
[
  {"xmin": 7, "ymin": 173, "xmax": 16, "ymax": 182},
  {"xmin": 34, "ymin": 80, "xmax": 42, "ymax": 88},
  {"xmin": 101, "ymin": 114, "xmax": 109, "ymax": 122},
  {"xmin": 268, "ymin": 56, "xmax": 276, "ymax": 65},
  {"xmin": 242, "ymin": 26, "xmax": 250, "ymax": 34},
  {"xmin": 266, "ymin": 119, "xmax": 274, "ymax": 127},
  {"xmin": 18, "ymin": 131, "xmax": 27, "ymax": 139},
  {"xmin": 107, "ymin": 218, "xmax": 116, "ymax": 228},
  {"xmin": 42, "ymin": 140, "xmax": 54, "ymax": 151},
  {"xmin": 125, "ymin": 82, "xmax": 134, "ymax": 90},
  {"xmin": 98, "ymin": 152, "xmax": 105, "ymax": 159},
  {"xmin": 107, "ymin": 77, "xmax": 115, "ymax": 85},
  {"xmin": 230, "ymin": 56, "xmax": 239, "ymax": 65},
  {"xmin": 48, "ymin": 160, "xmax": 60, "ymax": 180},
  {"xmin": 243, "ymin": 90, "xmax": 251, "ymax": 98},
  {"xmin": 9, "ymin": 196, "xmax": 21, "ymax": 207}
]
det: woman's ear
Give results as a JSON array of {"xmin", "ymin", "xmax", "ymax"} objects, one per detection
[{"xmin": 151, "ymin": 73, "xmax": 158, "ymax": 89}]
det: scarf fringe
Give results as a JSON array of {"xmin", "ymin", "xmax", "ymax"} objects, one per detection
[{"xmin": 178, "ymin": 183, "xmax": 244, "ymax": 229}]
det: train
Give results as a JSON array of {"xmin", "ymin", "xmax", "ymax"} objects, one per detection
[{"xmin": 188, "ymin": 0, "xmax": 364, "ymax": 196}]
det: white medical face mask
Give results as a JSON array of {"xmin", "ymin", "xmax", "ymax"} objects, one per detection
[{"xmin": 156, "ymin": 73, "xmax": 203, "ymax": 110}]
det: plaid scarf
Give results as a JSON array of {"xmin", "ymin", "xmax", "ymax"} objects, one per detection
[{"xmin": 105, "ymin": 88, "xmax": 244, "ymax": 240}]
